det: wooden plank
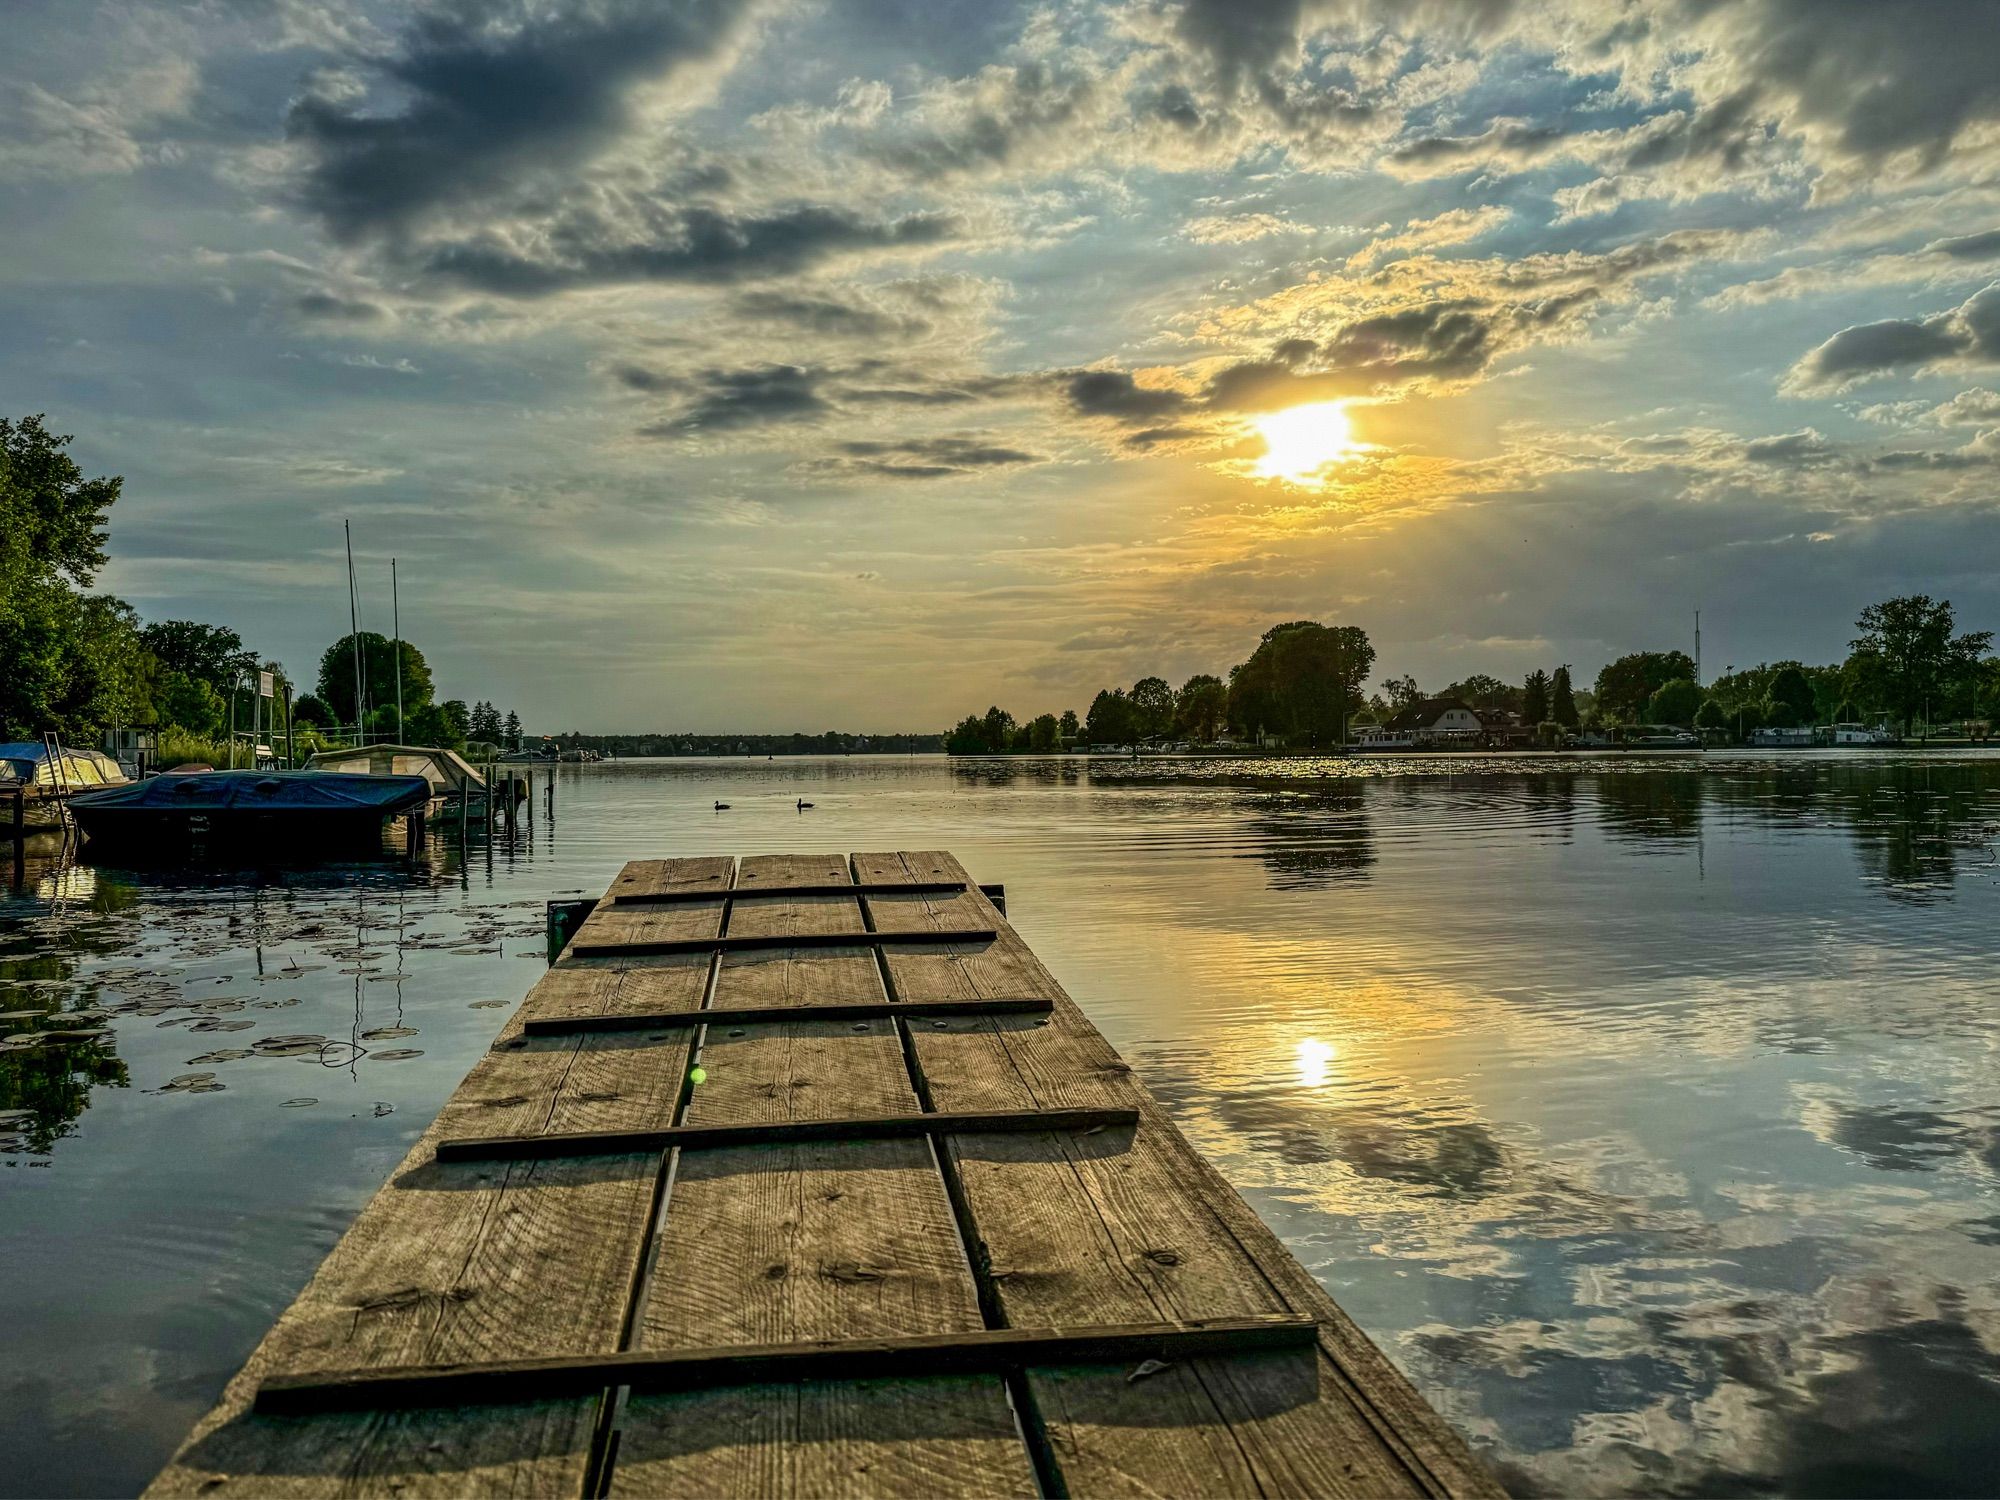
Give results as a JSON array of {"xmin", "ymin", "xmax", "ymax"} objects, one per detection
[
  {"xmin": 613, "ymin": 881, "xmax": 969, "ymax": 905},
  {"xmin": 435, "ymin": 1107, "xmax": 1139, "ymax": 1163},
  {"xmin": 609, "ymin": 854, "xmax": 1037, "ymax": 1499},
  {"xmin": 522, "ymin": 995, "xmax": 1054, "ymax": 1036},
  {"xmin": 259, "ymin": 1316, "xmax": 1319, "ymax": 1412},
  {"xmin": 570, "ymin": 928, "xmax": 997, "ymax": 959},
  {"xmin": 855, "ymin": 851, "xmax": 1502, "ymax": 1500},
  {"xmin": 144, "ymin": 857, "xmax": 736, "ymax": 1499}
]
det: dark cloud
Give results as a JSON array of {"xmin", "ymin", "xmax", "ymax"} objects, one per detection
[
  {"xmin": 1064, "ymin": 369, "xmax": 1191, "ymax": 420},
  {"xmin": 1719, "ymin": 0, "xmax": 2000, "ymax": 171},
  {"xmin": 636, "ymin": 363, "xmax": 829, "ymax": 435},
  {"xmin": 291, "ymin": 290, "xmax": 388, "ymax": 322},
  {"xmin": 816, "ymin": 433, "xmax": 1046, "ymax": 479},
  {"xmin": 1386, "ymin": 119, "xmax": 1568, "ymax": 175},
  {"xmin": 1926, "ymin": 230, "xmax": 2000, "ymax": 261},
  {"xmin": 1787, "ymin": 284, "xmax": 2000, "ymax": 392},
  {"xmin": 1744, "ymin": 429, "xmax": 1834, "ymax": 465},
  {"xmin": 420, "ymin": 205, "xmax": 961, "ymax": 295},
  {"xmin": 288, "ymin": 0, "xmax": 761, "ymax": 240},
  {"xmin": 730, "ymin": 290, "xmax": 922, "ymax": 339}
]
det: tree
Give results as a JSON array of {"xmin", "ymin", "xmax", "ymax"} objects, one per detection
[
  {"xmin": 1646, "ymin": 678, "xmax": 1704, "ymax": 726},
  {"xmin": 1594, "ymin": 651, "xmax": 1695, "ymax": 721},
  {"xmin": 1129, "ymin": 676, "xmax": 1175, "ymax": 739},
  {"xmin": 408, "ymin": 699, "xmax": 469, "ymax": 752},
  {"xmin": 1693, "ymin": 698, "xmax": 1729, "ymax": 734},
  {"xmin": 0, "ymin": 414, "xmax": 126, "ymax": 737},
  {"xmin": 1441, "ymin": 674, "xmax": 1521, "ymax": 713},
  {"xmin": 291, "ymin": 693, "xmax": 332, "ymax": 727},
  {"xmin": 503, "ymin": 709, "xmax": 522, "ymax": 744},
  {"xmin": 156, "ymin": 671, "xmax": 226, "ymax": 735},
  {"xmin": 1833, "ymin": 698, "xmax": 1860, "ymax": 724},
  {"xmin": 1267, "ymin": 623, "xmax": 1374, "ymax": 746},
  {"xmin": 1767, "ymin": 665, "xmax": 1817, "ymax": 723},
  {"xmin": 139, "ymin": 620, "xmax": 255, "ymax": 694},
  {"xmin": 1026, "ymin": 713, "xmax": 1060, "ymax": 752},
  {"xmin": 316, "ymin": 633, "xmax": 435, "ymax": 725},
  {"xmin": 1174, "ymin": 674, "xmax": 1227, "ymax": 741},
  {"xmin": 1380, "ymin": 674, "xmax": 1422, "ymax": 711},
  {"xmin": 1847, "ymin": 595, "xmax": 1992, "ymax": 736},
  {"xmin": 945, "ymin": 714, "xmax": 989, "ymax": 754},
  {"xmin": 1763, "ymin": 697, "xmax": 1806, "ymax": 729},
  {"xmin": 981, "ymin": 704, "xmax": 1015, "ymax": 751},
  {"xmin": 469, "ymin": 700, "xmax": 502, "ymax": 742},
  {"xmin": 1086, "ymin": 688, "xmax": 1137, "ymax": 745},
  {"xmin": 1550, "ymin": 665, "xmax": 1579, "ymax": 729},
  {"xmin": 1058, "ymin": 709, "xmax": 1079, "ymax": 742},
  {"xmin": 1523, "ymin": 669, "xmax": 1550, "ymax": 726}
]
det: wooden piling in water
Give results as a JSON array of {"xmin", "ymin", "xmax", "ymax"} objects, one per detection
[{"xmin": 145, "ymin": 850, "xmax": 1498, "ymax": 1499}]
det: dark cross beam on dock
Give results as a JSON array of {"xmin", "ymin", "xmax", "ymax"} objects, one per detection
[{"xmin": 521, "ymin": 994, "xmax": 1053, "ymax": 1036}]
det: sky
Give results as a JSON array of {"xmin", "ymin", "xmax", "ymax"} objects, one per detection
[{"xmin": 4, "ymin": 0, "xmax": 2000, "ymax": 732}]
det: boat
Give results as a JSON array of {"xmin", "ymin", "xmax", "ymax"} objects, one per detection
[
  {"xmin": 303, "ymin": 743, "xmax": 522, "ymax": 815},
  {"xmin": 0, "ymin": 742, "xmax": 131, "ymax": 830},
  {"xmin": 67, "ymin": 771, "xmax": 432, "ymax": 853}
]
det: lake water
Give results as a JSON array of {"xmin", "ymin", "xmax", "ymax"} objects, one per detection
[{"xmin": 5, "ymin": 751, "xmax": 2000, "ymax": 1497}]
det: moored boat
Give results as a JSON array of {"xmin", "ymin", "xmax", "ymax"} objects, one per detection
[
  {"xmin": 67, "ymin": 771, "xmax": 431, "ymax": 854},
  {"xmin": 303, "ymin": 743, "xmax": 523, "ymax": 815},
  {"xmin": 1, "ymin": 742, "xmax": 131, "ymax": 830}
]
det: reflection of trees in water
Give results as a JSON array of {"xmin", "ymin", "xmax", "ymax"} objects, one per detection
[
  {"xmin": 1241, "ymin": 785, "xmax": 1377, "ymax": 888},
  {"xmin": 1595, "ymin": 770, "xmax": 1707, "ymax": 844},
  {"xmin": 1, "ymin": 851, "xmax": 140, "ymax": 1154},
  {"xmin": 947, "ymin": 757, "xmax": 1078, "ymax": 789}
]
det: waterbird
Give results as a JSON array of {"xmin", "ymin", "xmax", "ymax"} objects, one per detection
[
  {"xmin": 797, "ymin": 799, "xmax": 815, "ymax": 811},
  {"xmin": 714, "ymin": 801, "xmax": 731, "ymax": 811}
]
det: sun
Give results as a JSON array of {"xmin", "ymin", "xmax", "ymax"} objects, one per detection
[{"xmin": 1253, "ymin": 400, "xmax": 1355, "ymax": 482}]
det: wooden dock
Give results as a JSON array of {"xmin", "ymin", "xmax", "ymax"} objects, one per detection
[{"xmin": 147, "ymin": 851, "xmax": 1499, "ymax": 1498}]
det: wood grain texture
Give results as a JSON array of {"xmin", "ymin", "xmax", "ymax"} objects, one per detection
[
  {"xmin": 144, "ymin": 858, "xmax": 735, "ymax": 1499},
  {"xmin": 854, "ymin": 851, "xmax": 1503, "ymax": 1500},
  {"xmin": 612, "ymin": 854, "xmax": 1036, "ymax": 1499}
]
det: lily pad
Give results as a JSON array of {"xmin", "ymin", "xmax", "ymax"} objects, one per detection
[
  {"xmin": 370, "ymin": 1048, "xmax": 424, "ymax": 1061},
  {"xmin": 279, "ymin": 1097, "xmax": 318, "ymax": 1108},
  {"xmin": 186, "ymin": 1049, "xmax": 253, "ymax": 1064},
  {"xmin": 359, "ymin": 1026, "xmax": 418, "ymax": 1041}
]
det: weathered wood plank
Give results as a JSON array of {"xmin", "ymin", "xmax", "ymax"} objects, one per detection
[
  {"xmin": 144, "ymin": 857, "xmax": 736, "ymax": 1499},
  {"xmin": 611, "ymin": 854, "xmax": 1037, "ymax": 1499},
  {"xmin": 854, "ymin": 851, "xmax": 1502, "ymax": 1500}
]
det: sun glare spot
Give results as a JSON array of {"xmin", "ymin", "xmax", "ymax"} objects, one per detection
[
  {"xmin": 1296, "ymin": 1037, "xmax": 1337, "ymax": 1089},
  {"xmin": 1254, "ymin": 401, "xmax": 1355, "ymax": 483}
]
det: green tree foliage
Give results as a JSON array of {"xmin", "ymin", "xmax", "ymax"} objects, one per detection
[
  {"xmin": 0, "ymin": 415, "xmax": 132, "ymax": 737},
  {"xmin": 1523, "ymin": 669, "xmax": 1550, "ymax": 726},
  {"xmin": 1550, "ymin": 665, "xmax": 1579, "ymax": 729},
  {"xmin": 1226, "ymin": 621, "xmax": 1373, "ymax": 744},
  {"xmin": 1129, "ymin": 676, "xmax": 1175, "ymax": 738},
  {"xmin": 1025, "ymin": 713, "xmax": 1060, "ymax": 752},
  {"xmin": 469, "ymin": 700, "xmax": 502, "ymax": 742},
  {"xmin": 1693, "ymin": 698, "xmax": 1729, "ymax": 733},
  {"xmin": 1441, "ymin": 674, "xmax": 1521, "ymax": 713},
  {"xmin": 407, "ymin": 698, "xmax": 471, "ymax": 751},
  {"xmin": 1593, "ymin": 650, "xmax": 1695, "ymax": 721},
  {"xmin": 1379, "ymin": 674, "xmax": 1422, "ymax": 711},
  {"xmin": 316, "ymin": 632, "xmax": 435, "ymax": 725},
  {"xmin": 139, "ymin": 620, "xmax": 254, "ymax": 693},
  {"xmin": 1086, "ymin": 688, "xmax": 1137, "ymax": 744},
  {"xmin": 155, "ymin": 671, "xmax": 226, "ymax": 735},
  {"xmin": 291, "ymin": 693, "xmax": 332, "ymax": 727},
  {"xmin": 1846, "ymin": 595, "xmax": 1993, "ymax": 734},
  {"xmin": 1763, "ymin": 698, "xmax": 1806, "ymax": 729},
  {"xmin": 1174, "ymin": 674, "xmax": 1226, "ymax": 740},
  {"xmin": 1058, "ymin": 709, "xmax": 1079, "ymax": 741},
  {"xmin": 1766, "ymin": 665, "xmax": 1817, "ymax": 722},
  {"xmin": 1646, "ymin": 677, "xmax": 1704, "ymax": 725},
  {"xmin": 503, "ymin": 709, "xmax": 522, "ymax": 743}
]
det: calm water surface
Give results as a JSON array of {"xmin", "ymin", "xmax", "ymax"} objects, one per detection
[{"xmin": 5, "ymin": 752, "xmax": 2000, "ymax": 1496}]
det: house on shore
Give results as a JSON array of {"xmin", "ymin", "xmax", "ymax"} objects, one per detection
[{"xmin": 1357, "ymin": 697, "xmax": 1487, "ymax": 749}]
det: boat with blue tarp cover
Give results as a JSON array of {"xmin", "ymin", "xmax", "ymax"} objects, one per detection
[{"xmin": 67, "ymin": 770, "xmax": 432, "ymax": 852}]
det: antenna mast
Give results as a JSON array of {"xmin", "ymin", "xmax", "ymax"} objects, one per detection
[
  {"xmin": 1694, "ymin": 609, "xmax": 1702, "ymax": 687},
  {"xmin": 345, "ymin": 520, "xmax": 365, "ymax": 743},
  {"xmin": 392, "ymin": 557, "xmax": 404, "ymax": 742}
]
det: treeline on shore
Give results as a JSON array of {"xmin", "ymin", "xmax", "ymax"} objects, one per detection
[
  {"xmin": 1, "ymin": 414, "xmax": 518, "ymax": 765},
  {"xmin": 949, "ymin": 599, "xmax": 2000, "ymax": 752},
  {"xmin": 523, "ymin": 732, "xmax": 941, "ymax": 756}
]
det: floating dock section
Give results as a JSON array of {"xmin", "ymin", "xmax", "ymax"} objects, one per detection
[{"xmin": 148, "ymin": 851, "xmax": 1498, "ymax": 1497}]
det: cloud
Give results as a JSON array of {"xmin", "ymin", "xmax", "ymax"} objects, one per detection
[
  {"xmin": 1743, "ymin": 428, "xmax": 1835, "ymax": 465},
  {"xmin": 811, "ymin": 434, "xmax": 1047, "ymax": 480},
  {"xmin": 1183, "ymin": 211, "xmax": 1310, "ymax": 244},
  {"xmin": 292, "ymin": 290, "xmax": 390, "ymax": 323},
  {"xmin": 635, "ymin": 363, "xmax": 832, "ymax": 435},
  {"xmin": 417, "ymin": 205, "xmax": 963, "ymax": 295},
  {"xmin": 286, "ymin": 0, "xmax": 766, "ymax": 241},
  {"xmin": 1785, "ymin": 284, "xmax": 2000, "ymax": 393},
  {"xmin": 0, "ymin": 60, "xmax": 193, "ymax": 180},
  {"xmin": 1925, "ymin": 230, "xmax": 2000, "ymax": 261},
  {"xmin": 1064, "ymin": 369, "xmax": 1192, "ymax": 420},
  {"xmin": 1930, "ymin": 388, "xmax": 2000, "ymax": 426}
]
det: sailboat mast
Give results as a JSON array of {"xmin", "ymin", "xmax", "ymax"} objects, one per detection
[
  {"xmin": 345, "ymin": 520, "xmax": 365, "ymax": 744},
  {"xmin": 392, "ymin": 557, "xmax": 404, "ymax": 742}
]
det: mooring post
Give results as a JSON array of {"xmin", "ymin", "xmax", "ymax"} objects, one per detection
[
  {"xmin": 524, "ymin": 767, "xmax": 533, "ymax": 830},
  {"xmin": 10, "ymin": 786, "xmax": 21, "ymax": 850}
]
